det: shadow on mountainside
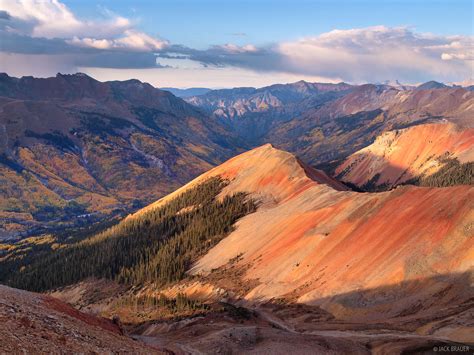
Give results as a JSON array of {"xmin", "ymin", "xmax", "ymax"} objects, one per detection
[
  {"xmin": 327, "ymin": 149, "xmax": 473, "ymax": 192},
  {"xmin": 121, "ymin": 271, "xmax": 473, "ymax": 354},
  {"xmin": 268, "ymin": 271, "xmax": 472, "ymax": 327},
  {"xmin": 297, "ymin": 150, "xmax": 415, "ymax": 192},
  {"xmin": 255, "ymin": 271, "xmax": 474, "ymax": 352},
  {"xmin": 235, "ymin": 272, "xmax": 471, "ymax": 351},
  {"xmin": 332, "ymin": 151, "xmax": 420, "ymax": 192}
]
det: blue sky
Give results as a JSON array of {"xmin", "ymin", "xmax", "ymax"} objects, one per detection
[
  {"xmin": 65, "ymin": 0, "xmax": 473, "ymax": 47},
  {"xmin": 1, "ymin": 0, "xmax": 473, "ymax": 87}
]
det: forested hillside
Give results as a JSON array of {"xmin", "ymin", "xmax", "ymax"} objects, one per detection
[
  {"xmin": 411, "ymin": 158, "xmax": 474, "ymax": 187},
  {"xmin": 5, "ymin": 177, "xmax": 256, "ymax": 292}
]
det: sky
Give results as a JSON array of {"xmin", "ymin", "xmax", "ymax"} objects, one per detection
[{"xmin": 0, "ymin": 0, "xmax": 472, "ymax": 88}]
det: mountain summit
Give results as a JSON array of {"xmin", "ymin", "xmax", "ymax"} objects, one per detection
[
  {"xmin": 126, "ymin": 144, "xmax": 472, "ymax": 324},
  {"xmin": 416, "ymin": 80, "xmax": 448, "ymax": 90}
]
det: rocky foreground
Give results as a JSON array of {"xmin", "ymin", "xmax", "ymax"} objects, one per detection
[
  {"xmin": 0, "ymin": 285, "xmax": 163, "ymax": 353},
  {"xmin": 3, "ymin": 283, "xmax": 472, "ymax": 354}
]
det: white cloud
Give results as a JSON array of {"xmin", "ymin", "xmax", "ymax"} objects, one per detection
[
  {"xmin": 0, "ymin": 1, "xmax": 472, "ymax": 86},
  {"xmin": 274, "ymin": 26, "xmax": 473, "ymax": 83},
  {"xmin": 219, "ymin": 44, "xmax": 259, "ymax": 54},
  {"xmin": 441, "ymin": 52, "xmax": 473, "ymax": 61},
  {"xmin": 68, "ymin": 30, "xmax": 167, "ymax": 51},
  {"xmin": 0, "ymin": 0, "xmax": 167, "ymax": 50},
  {"xmin": 0, "ymin": 0, "xmax": 130, "ymax": 38},
  {"xmin": 162, "ymin": 26, "xmax": 473, "ymax": 85}
]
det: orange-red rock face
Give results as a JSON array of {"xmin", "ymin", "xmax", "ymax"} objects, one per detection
[
  {"xmin": 128, "ymin": 144, "xmax": 473, "ymax": 334},
  {"xmin": 335, "ymin": 123, "xmax": 474, "ymax": 188},
  {"xmin": 173, "ymin": 145, "xmax": 472, "ymax": 326}
]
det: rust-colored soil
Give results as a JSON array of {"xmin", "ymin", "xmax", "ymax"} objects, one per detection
[
  {"xmin": 125, "ymin": 144, "xmax": 473, "ymax": 346},
  {"xmin": 0, "ymin": 285, "xmax": 165, "ymax": 353},
  {"xmin": 42, "ymin": 295, "xmax": 122, "ymax": 335},
  {"xmin": 336, "ymin": 122, "xmax": 474, "ymax": 188}
]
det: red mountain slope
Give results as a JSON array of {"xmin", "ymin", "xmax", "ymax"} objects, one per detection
[
  {"xmin": 335, "ymin": 123, "xmax": 474, "ymax": 189},
  {"xmin": 31, "ymin": 144, "xmax": 473, "ymax": 351},
  {"xmin": 126, "ymin": 144, "xmax": 473, "ymax": 342}
]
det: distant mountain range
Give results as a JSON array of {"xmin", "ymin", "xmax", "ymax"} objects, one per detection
[
  {"xmin": 185, "ymin": 80, "xmax": 473, "ymax": 166},
  {"xmin": 186, "ymin": 80, "xmax": 353, "ymax": 119},
  {"xmin": 186, "ymin": 81, "xmax": 354, "ymax": 141},
  {"xmin": 0, "ymin": 73, "xmax": 473, "ymax": 239},
  {"xmin": 165, "ymin": 79, "xmax": 465, "ymax": 104}
]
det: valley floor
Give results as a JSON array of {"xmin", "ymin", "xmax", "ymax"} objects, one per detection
[
  {"xmin": 42, "ymin": 275, "xmax": 473, "ymax": 354},
  {"xmin": 127, "ymin": 301, "xmax": 473, "ymax": 354}
]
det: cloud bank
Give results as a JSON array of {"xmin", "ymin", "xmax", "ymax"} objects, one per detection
[
  {"xmin": 0, "ymin": 0, "xmax": 167, "ymax": 71},
  {"xmin": 0, "ymin": 0, "xmax": 472, "ymax": 85}
]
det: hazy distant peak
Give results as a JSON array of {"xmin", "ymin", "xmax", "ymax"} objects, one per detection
[
  {"xmin": 55, "ymin": 72, "xmax": 95, "ymax": 80},
  {"xmin": 416, "ymin": 80, "xmax": 448, "ymax": 90},
  {"xmin": 161, "ymin": 87, "xmax": 212, "ymax": 98},
  {"xmin": 380, "ymin": 79, "xmax": 415, "ymax": 90}
]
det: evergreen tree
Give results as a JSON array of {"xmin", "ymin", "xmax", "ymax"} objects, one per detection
[{"xmin": 7, "ymin": 177, "xmax": 257, "ymax": 292}]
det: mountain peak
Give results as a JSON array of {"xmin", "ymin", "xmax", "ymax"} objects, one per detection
[
  {"xmin": 416, "ymin": 80, "xmax": 448, "ymax": 90},
  {"xmin": 293, "ymin": 80, "xmax": 310, "ymax": 86},
  {"xmin": 186, "ymin": 143, "xmax": 348, "ymax": 199},
  {"xmin": 55, "ymin": 72, "xmax": 95, "ymax": 80},
  {"xmin": 128, "ymin": 144, "xmax": 347, "ymax": 220},
  {"xmin": 255, "ymin": 142, "xmax": 275, "ymax": 150}
]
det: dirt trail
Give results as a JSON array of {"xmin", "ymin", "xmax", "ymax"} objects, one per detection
[{"xmin": 255, "ymin": 307, "xmax": 456, "ymax": 341}]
